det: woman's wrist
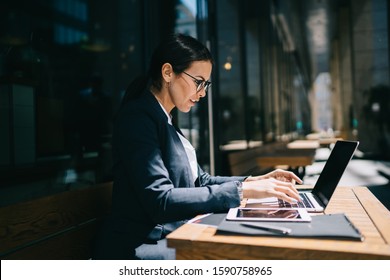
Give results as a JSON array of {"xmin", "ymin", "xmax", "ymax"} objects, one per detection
[
  {"xmin": 244, "ymin": 175, "xmax": 252, "ymax": 182},
  {"xmin": 234, "ymin": 181, "xmax": 244, "ymax": 200},
  {"xmin": 244, "ymin": 175, "xmax": 264, "ymax": 182}
]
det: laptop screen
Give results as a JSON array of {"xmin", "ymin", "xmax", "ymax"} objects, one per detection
[{"xmin": 312, "ymin": 140, "xmax": 359, "ymax": 206}]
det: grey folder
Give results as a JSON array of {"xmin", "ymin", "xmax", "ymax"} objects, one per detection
[{"xmin": 216, "ymin": 213, "xmax": 364, "ymax": 241}]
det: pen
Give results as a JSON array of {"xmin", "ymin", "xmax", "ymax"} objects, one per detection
[{"xmin": 240, "ymin": 222, "xmax": 292, "ymax": 235}]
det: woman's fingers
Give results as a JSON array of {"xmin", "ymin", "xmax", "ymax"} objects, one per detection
[
  {"xmin": 267, "ymin": 188, "xmax": 300, "ymax": 204},
  {"xmin": 274, "ymin": 185, "xmax": 301, "ymax": 202},
  {"xmin": 273, "ymin": 169, "xmax": 303, "ymax": 184},
  {"xmin": 265, "ymin": 179, "xmax": 301, "ymax": 202},
  {"xmin": 273, "ymin": 179, "xmax": 300, "ymax": 196},
  {"xmin": 263, "ymin": 169, "xmax": 303, "ymax": 185},
  {"xmin": 246, "ymin": 169, "xmax": 304, "ymax": 185},
  {"xmin": 242, "ymin": 178, "xmax": 301, "ymax": 203}
]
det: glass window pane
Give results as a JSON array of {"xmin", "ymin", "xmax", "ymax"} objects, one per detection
[
  {"xmin": 244, "ymin": 14, "xmax": 263, "ymax": 144},
  {"xmin": 217, "ymin": 0, "xmax": 245, "ymax": 149}
]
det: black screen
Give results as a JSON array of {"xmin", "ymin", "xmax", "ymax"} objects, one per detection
[{"xmin": 312, "ymin": 140, "xmax": 358, "ymax": 206}]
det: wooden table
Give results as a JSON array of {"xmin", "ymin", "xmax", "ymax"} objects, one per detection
[
  {"xmin": 287, "ymin": 140, "xmax": 320, "ymax": 149},
  {"xmin": 167, "ymin": 186, "xmax": 390, "ymax": 259},
  {"xmin": 256, "ymin": 148, "xmax": 316, "ymax": 178},
  {"xmin": 256, "ymin": 151, "xmax": 315, "ymax": 168},
  {"xmin": 318, "ymin": 137, "xmax": 343, "ymax": 147}
]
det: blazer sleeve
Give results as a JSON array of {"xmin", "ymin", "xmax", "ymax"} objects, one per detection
[{"xmin": 197, "ymin": 165, "xmax": 247, "ymax": 186}]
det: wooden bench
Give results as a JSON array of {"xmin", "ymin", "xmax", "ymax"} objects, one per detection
[
  {"xmin": 227, "ymin": 141, "xmax": 317, "ymax": 179},
  {"xmin": 256, "ymin": 148, "xmax": 316, "ymax": 178},
  {"xmin": 227, "ymin": 142, "xmax": 287, "ymax": 176},
  {"xmin": 0, "ymin": 182, "xmax": 113, "ymax": 259}
]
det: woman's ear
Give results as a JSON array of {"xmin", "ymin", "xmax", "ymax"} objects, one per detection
[{"xmin": 161, "ymin": 63, "xmax": 173, "ymax": 83}]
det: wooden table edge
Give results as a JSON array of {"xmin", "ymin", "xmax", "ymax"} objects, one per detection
[
  {"xmin": 353, "ymin": 187, "xmax": 390, "ymax": 244},
  {"xmin": 167, "ymin": 186, "xmax": 390, "ymax": 259},
  {"xmin": 167, "ymin": 222, "xmax": 390, "ymax": 259}
]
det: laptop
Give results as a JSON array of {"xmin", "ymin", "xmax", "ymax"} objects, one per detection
[{"xmin": 246, "ymin": 140, "xmax": 359, "ymax": 212}]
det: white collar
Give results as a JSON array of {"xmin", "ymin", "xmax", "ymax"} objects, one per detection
[{"xmin": 155, "ymin": 99, "xmax": 173, "ymax": 125}]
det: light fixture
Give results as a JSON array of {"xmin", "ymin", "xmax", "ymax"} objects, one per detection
[{"xmin": 224, "ymin": 56, "xmax": 232, "ymax": 71}]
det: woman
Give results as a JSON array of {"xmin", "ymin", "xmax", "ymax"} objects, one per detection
[{"xmin": 93, "ymin": 33, "xmax": 302, "ymax": 260}]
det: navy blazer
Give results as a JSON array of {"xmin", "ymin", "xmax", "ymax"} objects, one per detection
[{"xmin": 94, "ymin": 91, "xmax": 244, "ymax": 259}]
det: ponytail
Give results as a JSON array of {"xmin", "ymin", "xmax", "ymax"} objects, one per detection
[{"xmin": 120, "ymin": 75, "xmax": 149, "ymax": 108}]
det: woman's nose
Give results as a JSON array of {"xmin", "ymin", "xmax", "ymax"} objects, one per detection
[{"xmin": 198, "ymin": 89, "xmax": 206, "ymax": 98}]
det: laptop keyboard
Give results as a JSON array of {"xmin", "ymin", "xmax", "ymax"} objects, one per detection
[{"xmin": 278, "ymin": 193, "xmax": 314, "ymax": 208}]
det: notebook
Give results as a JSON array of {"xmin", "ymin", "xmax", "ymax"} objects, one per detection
[
  {"xmin": 246, "ymin": 140, "xmax": 359, "ymax": 212},
  {"xmin": 217, "ymin": 213, "xmax": 364, "ymax": 241},
  {"xmin": 188, "ymin": 213, "xmax": 364, "ymax": 241}
]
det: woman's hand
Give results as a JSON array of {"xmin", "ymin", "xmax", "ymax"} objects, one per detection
[
  {"xmin": 245, "ymin": 169, "xmax": 303, "ymax": 185},
  {"xmin": 242, "ymin": 175, "xmax": 301, "ymax": 204}
]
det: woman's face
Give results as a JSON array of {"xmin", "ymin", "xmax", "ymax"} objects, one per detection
[{"xmin": 170, "ymin": 60, "xmax": 212, "ymax": 113}]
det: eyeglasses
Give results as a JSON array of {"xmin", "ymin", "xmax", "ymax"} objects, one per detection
[{"xmin": 182, "ymin": 71, "xmax": 212, "ymax": 93}]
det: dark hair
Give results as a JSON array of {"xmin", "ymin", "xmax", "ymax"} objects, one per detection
[{"xmin": 121, "ymin": 33, "xmax": 213, "ymax": 106}]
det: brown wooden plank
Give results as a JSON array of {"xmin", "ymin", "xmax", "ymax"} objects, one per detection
[
  {"xmin": 227, "ymin": 142, "xmax": 297, "ymax": 176},
  {"xmin": 170, "ymin": 222, "xmax": 390, "ymax": 259},
  {"xmin": 227, "ymin": 147, "xmax": 263, "ymax": 165},
  {"xmin": 0, "ymin": 182, "xmax": 112, "ymax": 254},
  {"xmin": 257, "ymin": 155, "xmax": 314, "ymax": 167},
  {"xmin": 325, "ymin": 187, "xmax": 385, "ymax": 244},
  {"xmin": 353, "ymin": 187, "xmax": 390, "ymax": 244},
  {"xmin": 256, "ymin": 147, "xmax": 315, "ymax": 168},
  {"xmin": 227, "ymin": 145, "xmax": 278, "ymax": 176},
  {"xmin": 175, "ymin": 244, "xmax": 389, "ymax": 260},
  {"xmin": 2, "ymin": 222, "xmax": 101, "ymax": 259}
]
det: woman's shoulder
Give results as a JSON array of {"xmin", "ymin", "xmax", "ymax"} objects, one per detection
[
  {"xmin": 116, "ymin": 91, "xmax": 166, "ymax": 124},
  {"xmin": 119, "ymin": 91, "xmax": 156, "ymax": 112}
]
